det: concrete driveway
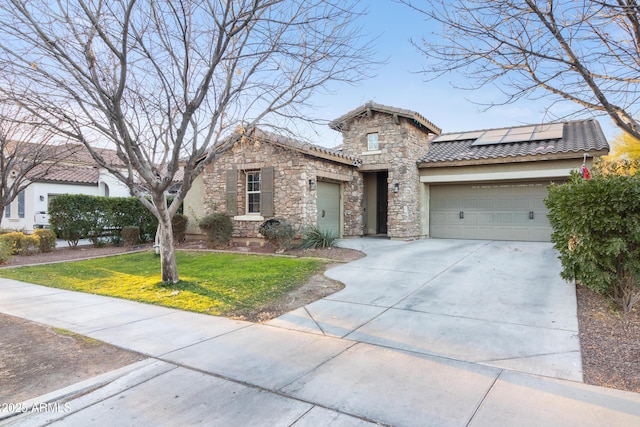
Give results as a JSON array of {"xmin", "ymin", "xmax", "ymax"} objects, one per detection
[{"xmin": 269, "ymin": 238, "xmax": 582, "ymax": 381}]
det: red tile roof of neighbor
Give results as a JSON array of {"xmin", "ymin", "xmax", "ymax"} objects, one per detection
[
  {"xmin": 29, "ymin": 164, "xmax": 99, "ymax": 184},
  {"xmin": 418, "ymin": 119, "xmax": 609, "ymax": 166},
  {"xmin": 22, "ymin": 143, "xmax": 122, "ymax": 184}
]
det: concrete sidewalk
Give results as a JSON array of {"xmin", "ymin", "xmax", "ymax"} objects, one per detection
[{"xmin": 1, "ymin": 239, "xmax": 640, "ymax": 426}]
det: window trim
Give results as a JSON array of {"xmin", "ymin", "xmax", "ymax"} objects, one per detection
[
  {"xmin": 367, "ymin": 133, "xmax": 379, "ymax": 151},
  {"xmin": 246, "ymin": 170, "xmax": 261, "ymax": 214}
]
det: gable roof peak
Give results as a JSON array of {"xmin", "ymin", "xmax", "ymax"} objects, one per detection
[{"xmin": 329, "ymin": 102, "xmax": 442, "ymax": 135}]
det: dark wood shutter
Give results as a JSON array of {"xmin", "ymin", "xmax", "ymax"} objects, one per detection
[
  {"xmin": 226, "ymin": 168, "xmax": 238, "ymax": 216},
  {"xmin": 260, "ymin": 166, "xmax": 274, "ymax": 217}
]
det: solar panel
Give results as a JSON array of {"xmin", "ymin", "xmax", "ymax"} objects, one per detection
[
  {"xmin": 472, "ymin": 129, "xmax": 509, "ymax": 146},
  {"xmin": 531, "ymin": 123, "xmax": 564, "ymax": 141},
  {"xmin": 501, "ymin": 126, "xmax": 536, "ymax": 143},
  {"xmin": 432, "ymin": 133, "xmax": 462, "ymax": 142},
  {"xmin": 471, "ymin": 123, "xmax": 564, "ymax": 146},
  {"xmin": 437, "ymin": 123, "xmax": 564, "ymax": 146},
  {"xmin": 459, "ymin": 131, "xmax": 484, "ymax": 140},
  {"xmin": 433, "ymin": 130, "xmax": 485, "ymax": 142}
]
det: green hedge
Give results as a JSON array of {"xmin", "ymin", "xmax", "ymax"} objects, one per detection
[
  {"xmin": 545, "ymin": 170, "xmax": 640, "ymax": 314},
  {"xmin": 49, "ymin": 195, "xmax": 159, "ymax": 247},
  {"xmin": 109, "ymin": 197, "xmax": 158, "ymax": 241}
]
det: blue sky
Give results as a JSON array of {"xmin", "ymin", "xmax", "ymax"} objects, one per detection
[{"xmin": 303, "ymin": 0, "xmax": 619, "ymax": 148}]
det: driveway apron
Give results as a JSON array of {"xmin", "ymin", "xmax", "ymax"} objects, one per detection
[{"xmin": 269, "ymin": 238, "xmax": 582, "ymax": 381}]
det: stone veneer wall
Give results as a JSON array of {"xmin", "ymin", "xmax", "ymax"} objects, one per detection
[
  {"xmin": 338, "ymin": 111, "xmax": 432, "ymax": 239},
  {"xmin": 198, "ymin": 139, "xmax": 359, "ymax": 240}
]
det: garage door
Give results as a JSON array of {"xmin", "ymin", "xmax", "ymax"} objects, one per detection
[
  {"xmin": 430, "ymin": 182, "xmax": 553, "ymax": 242},
  {"xmin": 317, "ymin": 181, "xmax": 341, "ymax": 237}
]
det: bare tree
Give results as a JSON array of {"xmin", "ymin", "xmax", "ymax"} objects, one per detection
[
  {"xmin": 0, "ymin": 0, "xmax": 375, "ymax": 283},
  {"xmin": 0, "ymin": 100, "xmax": 78, "ymax": 229},
  {"xmin": 403, "ymin": 0, "xmax": 640, "ymax": 139}
]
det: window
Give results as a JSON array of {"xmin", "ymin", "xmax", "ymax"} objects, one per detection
[
  {"xmin": 227, "ymin": 167, "xmax": 273, "ymax": 218},
  {"xmin": 18, "ymin": 190, "xmax": 25, "ymax": 218},
  {"xmin": 246, "ymin": 171, "xmax": 261, "ymax": 214},
  {"xmin": 4, "ymin": 204, "xmax": 9, "ymax": 218},
  {"xmin": 367, "ymin": 133, "xmax": 379, "ymax": 151}
]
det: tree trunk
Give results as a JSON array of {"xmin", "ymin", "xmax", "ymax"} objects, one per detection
[
  {"xmin": 154, "ymin": 196, "xmax": 179, "ymax": 284},
  {"xmin": 158, "ymin": 221, "xmax": 178, "ymax": 284}
]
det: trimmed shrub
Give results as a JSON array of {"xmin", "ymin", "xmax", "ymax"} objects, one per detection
[
  {"xmin": 81, "ymin": 195, "xmax": 110, "ymax": 245},
  {"xmin": 545, "ymin": 170, "xmax": 640, "ymax": 314},
  {"xmin": 121, "ymin": 226, "xmax": 140, "ymax": 246},
  {"xmin": 300, "ymin": 225, "xmax": 338, "ymax": 249},
  {"xmin": 18, "ymin": 234, "xmax": 40, "ymax": 256},
  {"xmin": 259, "ymin": 218, "xmax": 295, "ymax": 252},
  {"xmin": 0, "ymin": 232, "xmax": 25, "ymax": 255},
  {"xmin": 0, "ymin": 240, "xmax": 12, "ymax": 264},
  {"xmin": 49, "ymin": 195, "xmax": 91, "ymax": 247},
  {"xmin": 172, "ymin": 214, "xmax": 189, "ymax": 243},
  {"xmin": 199, "ymin": 213, "xmax": 233, "ymax": 248},
  {"xmin": 34, "ymin": 229, "xmax": 57, "ymax": 253},
  {"xmin": 109, "ymin": 197, "xmax": 158, "ymax": 241}
]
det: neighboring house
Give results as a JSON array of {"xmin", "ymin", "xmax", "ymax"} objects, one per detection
[
  {"xmin": 3, "ymin": 144, "xmax": 131, "ymax": 233},
  {"xmin": 184, "ymin": 102, "xmax": 609, "ymax": 243}
]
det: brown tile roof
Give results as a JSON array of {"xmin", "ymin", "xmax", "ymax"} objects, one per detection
[
  {"xmin": 30, "ymin": 164, "xmax": 99, "ymax": 184},
  {"xmin": 23, "ymin": 143, "xmax": 123, "ymax": 184},
  {"xmin": 329, "ymin": 101, "xmax": 442, "ymax": 135},
  {"xmin": 51, "ymin": 144, "xmax": 124, "ymax": 167},
  {"xmin": 418, "ymin": 119, "xmax": 609, "ymax": 167}
]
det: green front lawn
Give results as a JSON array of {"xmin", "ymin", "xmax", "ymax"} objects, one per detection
[{"xmin": 0, "ymin": 251, "xmax": 323, "ymax": 316}]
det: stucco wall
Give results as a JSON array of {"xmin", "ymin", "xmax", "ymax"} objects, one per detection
[
  {"xmin": 98, "ymin": 169, "xmax": 131, "ymax": 198},
  {"xmin": 3, "ymin": 181, "xmax": 98, "ymax": 233}
]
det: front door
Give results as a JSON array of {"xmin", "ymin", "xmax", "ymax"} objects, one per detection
[
  {"xmin": 376, "ymin": 171, "xmax": 388, "ymax": 234},
  {"xmin": 363, "ymin": 171, "xmax": 388, "ymax": 235}
]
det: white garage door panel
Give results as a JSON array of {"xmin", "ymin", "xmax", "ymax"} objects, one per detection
[{"xmin": 430, "ymin": 182, "xmax": 553, "ymax": 242}]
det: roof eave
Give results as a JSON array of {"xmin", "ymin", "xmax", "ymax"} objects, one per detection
[
  {"xmin": 417, "ymin": 149, "xmax": 610, "ymax": 168},
  {"xmin": 33, "ymin": 178, "xmax": 98, "ymax": 185},
  {"xmin": 268, "ymin": 139, "xmax": 360, "ymax": 166}
]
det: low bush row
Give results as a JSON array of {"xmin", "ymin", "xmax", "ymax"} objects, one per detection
[
  {"xmin": 0, "ymin": 229, "xmax": 57, "ymax": 264},
  {"xmin": 197, "ymin": 213, "xmax": 337, "ymax": 251}
]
